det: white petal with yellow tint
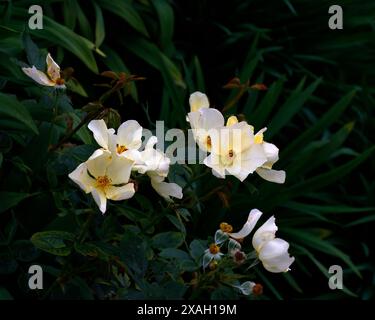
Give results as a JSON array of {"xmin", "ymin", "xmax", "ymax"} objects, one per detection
[
  {"xmin": 231, "ymin": 144, "xmax": 267, "ymax": 178},
  {"xmin": 258, "ymin": 238, "xmax": 295, "ymax": 273},
  {"xmin": 86, "ymin": 149, "xmax": 112, "ymax": 178},
  {"xmin": 22, "ymin": 66, "xmax": 55, "ymax": 86},
  {"xmin": 68, "ymin": 162, "xmax": 94, "ymax": 193},
  {"xmin": 106, "ymin": 155, "xmax": 134, "ymax": 185},
  {"xmin": 105, "ymin": 183, "xmax": 135, "ymax": 201},
  {"xmin": 188, "ymin": 108, "xmax": 224, "ymax": 131},
  {"xmin": 262, "ymin": 142, "xmax": 279, "ymax": 168},
  {"xmin": 91, "ymin": 188, "xmax": 107, "ymax": 214},
  {"xmin": 252, "ymin": 216, "xmax": 278, "ymax": 252},
  {"xmin": 203, "ymin": 154, "xmax": 226, "ymax": 178},
  {"xmin": 229, "ymin": 209, "xmax": 263, "ymax": 239},
  {"xmin": 88, "ymin": 120, "xmax": 110, "ymax": 149},
  {"xmin": 46, "ymin": 53, "xmax": 61, "ymax": 82},
  {"xmin": 256, "ymin": 168, "xmax": 286, "ymax": 184},
  {"xmin": 254, "ymin": 127, "xmax": 267, "ymax": 144},
  {"xmin": 151, "ymin": 179, "xmax": 183, "ymax": 201},
  {"xmin": 231, "ymin": 121, "xmax": 254, "ymax": 153},
  {"xmin": 189, "ymin": 91, "xmax": 209, "ymax": 112},
  {"xmin": 117, "ymin": 120, "xmax": 143, "ymax": 150}
]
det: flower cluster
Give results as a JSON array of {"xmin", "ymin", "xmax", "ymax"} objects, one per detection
[
  {"xmin": 68, "ymin": 119, "xmax": 183, "ymax": 213},
  {"xmin": 203, "ymin": 209, "xmax": 295, "ymax": 294},
  {"xmin": 187, "ymin": 91, "xmax": 286, "ymax": 183},
  {"xmin": 22, "ymin": 53, "xmax": 295, "ymax": 296}
]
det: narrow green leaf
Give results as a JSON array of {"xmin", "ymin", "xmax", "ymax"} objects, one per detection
[
  {"xmin": 250, "ymin": 77, "xmax": 285, "ymax": 128},
  {"xmin": 93, "ymin": 1, "xmax": 105, "ymax": 48},
  {"xmin": 267, "ymin": 77, "xmax": 322, "ymax": 138},
  {"xmin": 346, "ymin": 215, "xmax": 375, "ymax": 227},
  {"xmin": 284, "ymin": 146, "xmax": 374, "ymax": 198},
  {"xmin": 97, "ymin": 0, "xmax": 149, "ymax": 37},
  {"xmin": 295, "ymin": 245, "xmax": 357, "ymax": 297},
  {"xmin": 12, "ymin": 8, "xmax": 101, "ymax": 73},
  {"xmin": 152, "ymin": 0, "xmax": 174, "ymax": 52},
  {"xmin": 286, "ymin": 122, "xmax": 354, "ymax": 177},
  {"xmin": 286, "ymin": 230, "xmax": 361, "ymax": 278},
  {"xmin": 282, "ymin": 90, "xmax": 357, "ymax": 159}
]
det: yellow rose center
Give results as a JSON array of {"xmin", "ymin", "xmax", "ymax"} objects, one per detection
[
  {"xmin": 209, "ymin": 243, "xmax": 220, "ymax": 255},
  {"xmin": 96, "ymin": 175, "xmax": 111, "ymax": 189},
  {"xmin": 116, "ymin": 144, "xmax": 128, "ymax": 154},
  {"xmin": 220, "ymin": 222, "xmax": 233, "ymax": 233}
]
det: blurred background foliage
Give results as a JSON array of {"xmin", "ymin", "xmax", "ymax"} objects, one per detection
[{"xmin": 0, "ymin": 0, "xmax": 374, "ymax": 299}]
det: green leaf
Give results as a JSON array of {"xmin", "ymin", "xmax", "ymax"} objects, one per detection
[
  {"xmin": 22, "ymin": 32, "xmax": 44, "ymax": 69},
  {"xmin": 10, "ymin": 7, "xmax": 101, "ymax": 73},
  {"xmin": 282, "ymin": 90, "xmax": 356, "ymax": 159},
  {"xmin": 0, "ymin": 192, "xmax": 29, "ymax": 214},
  {"xmin": 0, "ymin": 93, "xmax": 38, "ymax": 134},
  {"xmin": 285, "ymin": 229, "xmax": 361, "ymax": 278},
  {"xmin": 66, "ymin": 78, "xmax": 88, "ymax": 97},
  {"xmin": 286, "ymin": 122, "xmax": 354, "ymax": 178},
  {"xmin": 31, "ymin": 231, "xmax": 75, "ymax": 256},
  {"xmin": 159, "ymin": 248, "xmax": 190, "ymax": 260},
  {"xmin": 152, "ymin": 0, "xmax": 174, "ymax": 52},
  {"xmin": 295, "ymin": 245, "xmax": 357, "ymax": 297},
  {"xmin": 74, "ymin": 242, "xmax": 110, "ymax": 261},
  {"xmin": 250, "ymin": 78, "xmax": 284, "ymax": 128},
  {"xmin": 284, "ymin": 146, "xmax": 375, "ymax": 199},
  {"xmin": 255, "ymin": 269, "xmax": 283, "ymax": 300},
  {"xmin": 152, "ymin": 232, "xmax": 184, "ymax": 249},
  {"xmin": 93, "ymin": 1, "xmax": 105, "ymax": 48},
  {"xmin": 189, "ymin": 239, "xmax": 206, "ymax": 261},
  {"xmin": 120, "ymin": 231, "xmax": 149, "ymax": 277},
  {"xmin": 166, "ymin": 214, "xmax": 186, "ymax": 234},
  {"xmin": 267, "ymin": 77, "xmax": 322, "ymax": 138},
  {"xmin": 97, "ymin": 0, "xmax": 149, "ymax": 37},
  {"xmin": 345, "ymin": 215, "xmax": 375, "ymax": 227},
  {"xmin": 74, "ymin": 1, "xmax": 93, "ymax": 41}
]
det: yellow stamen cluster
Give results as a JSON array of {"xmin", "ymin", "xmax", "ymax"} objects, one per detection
[
  {"xmin": 116, "ymin": 144, "xmax": 128, "ymax": 154},
  {"xmin": 220, "ymin": 222, "xmax": 233, "ymax": 233},
  {"xmin": 209, "ymin": 243, "xmax": 220, "ymax": 255},
  {"xmin": 96, "ymin": 175, "xmax": 111, "ymax": 189}
]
